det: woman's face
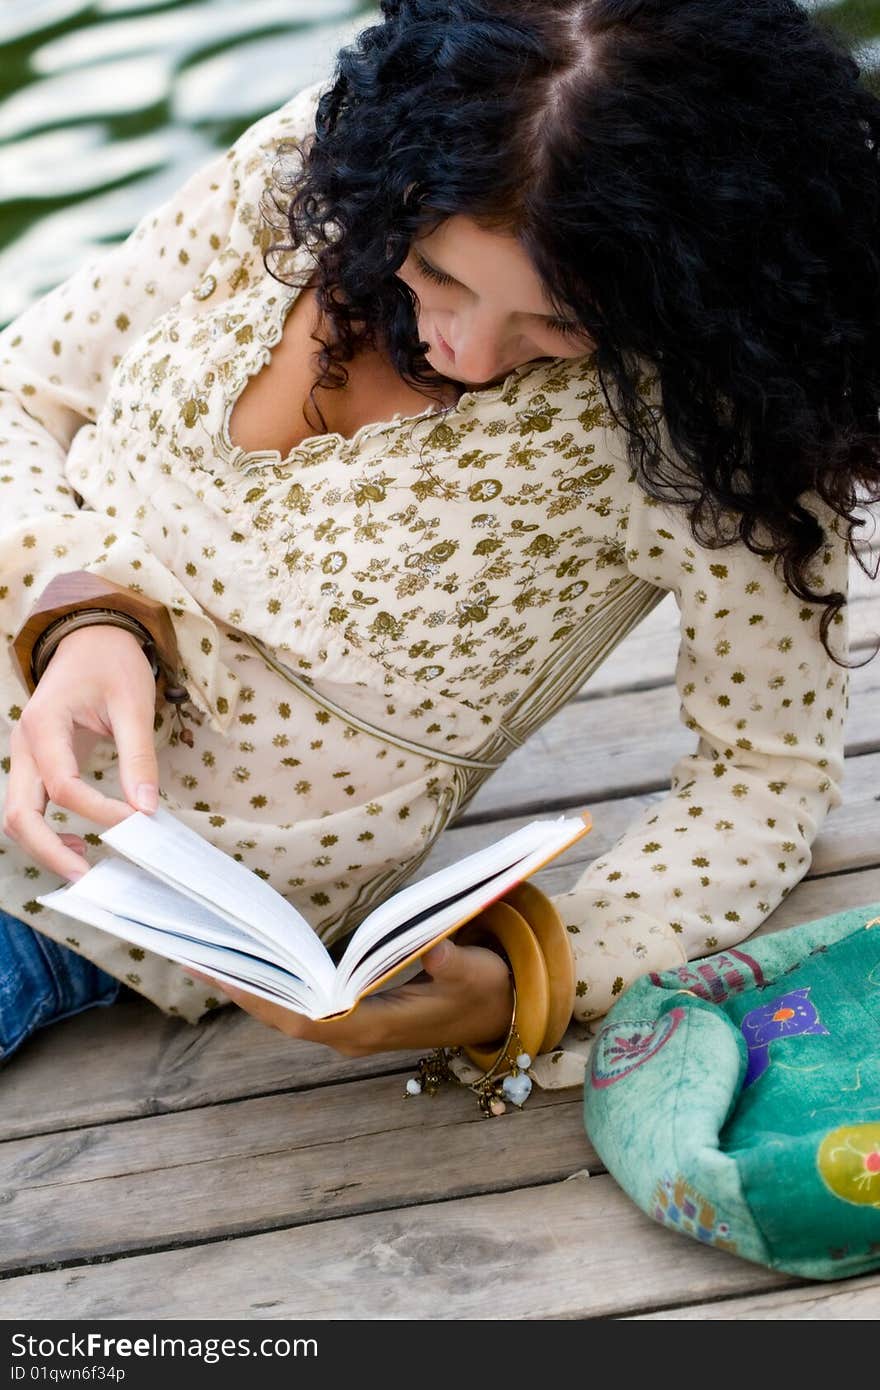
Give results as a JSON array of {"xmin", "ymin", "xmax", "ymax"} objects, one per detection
[{"xmin": 396, "ymin": 214, "xmax": 594, "ymax": 388}]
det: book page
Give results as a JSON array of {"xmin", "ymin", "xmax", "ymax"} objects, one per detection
[
  {"xmin": 98, "ymin": 808, "xmax": 336, "ymax": 994},
  {"xmin": 340, "ymin": 820, "xmax": 563, "ymax": 970},
  {"xmin": 37, "ymin": 882, "xmax": 324, "ymax": 1016},
  {"xmin": 329, "ymin": 813, "xmax": 590, "ymax": 1012},
  {"xmin": 46, "ymin": 858, "xmax": 263, "ymax": 954},
  {"xmin": 339, "ymin": 817, "xmax": 586, "ymax": 971}
]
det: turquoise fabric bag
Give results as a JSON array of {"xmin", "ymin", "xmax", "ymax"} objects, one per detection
[{"xmin": 583, "ymin": 903, "xmax": 880, "ymax": 1281}]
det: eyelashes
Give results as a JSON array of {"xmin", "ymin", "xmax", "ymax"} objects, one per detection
[
  {"xmin": 414, "ymin": 250, "xmax": 454, "ymax": 286},
  {"xmin": 547, "ymin": 317, "xmax": 586, "ymax": 339},
  {"xmin": 413, "ymin": 250, "xmax": 585, "ymax": 339}
]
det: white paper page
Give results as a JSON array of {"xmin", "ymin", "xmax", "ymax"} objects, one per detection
[
  {"xmin": 49, "ymin": 858, "xmax": 262, "ymax": 954},
  {"xmin": 336, "ymin": 816, "xmax": 582, "ymax": 984},
  {"xmin": 99, "ymin": 809, "xmax": 336, "ymax": 995},
  {"xmin": 336, "ymin": 825, "xmax": 585, "ymax": 1011},
  {"xmin": 36, "ymin": 886, "xmax": 324, "ymax": 1016}
]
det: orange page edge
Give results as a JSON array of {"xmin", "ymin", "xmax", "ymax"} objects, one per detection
[{"xmin": 313, "ymin": 808, "xmax": 592, "ymax": 1023}]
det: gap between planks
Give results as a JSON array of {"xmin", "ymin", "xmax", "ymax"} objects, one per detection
[
  {"xmin": 0, "ymin": 1173, "xmax": 793, "ymax": 1321},
  {"xmin": 4, "ymin": 771, "xmax": 880, "ymax": 1143}
]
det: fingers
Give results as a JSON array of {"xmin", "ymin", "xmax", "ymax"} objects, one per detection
[
  {"xmin": 59, "ymin": 832, "xmax": 87, "ymax": 857},
  {"xmin": 34, "ymin": 623, "xmax": 158, "ymax": 819},
  {"xmin": 189, "ymin": 970, "xmax": 311, "ymax": 1039},
  {"xmin": 420, "ymin": 938, "xmax": 458, "ymax": 978},
  {"xmin": 22, "ymin": 707, "xmax": 133, "ymax": 829},
  {"xmin": 3, "ymin": 628, "xmax": 161, "ymax": 878},
  {"xmin": 108, "ymin": 689, "xmax": 160, "ymax": 813},
  {"xmin": 2, "ymin": 732, "xmax": 90, "ymax": 881}
]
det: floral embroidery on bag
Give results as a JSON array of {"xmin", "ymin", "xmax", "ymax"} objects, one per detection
[
  {"xmin": 818, "ymin": 1124, "xmax": 880, "ymax": 1208},
  {"xmin": 590, "ymin": 1007, "xmax": 685, "ymax": 1088}
]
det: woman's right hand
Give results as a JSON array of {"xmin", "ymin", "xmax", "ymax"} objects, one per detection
[{"xmin": 2, "ymin": 624, "xmax": 160, "ymax": 881}]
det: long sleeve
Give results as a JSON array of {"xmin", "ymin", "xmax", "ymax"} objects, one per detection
[
  {"xmin": 534, "ymin": 478, "xmax": 848, "ymax": 1088},
  {"xmin": 0, "ymin": 83, "xmax": 322, "ymax": 730}
]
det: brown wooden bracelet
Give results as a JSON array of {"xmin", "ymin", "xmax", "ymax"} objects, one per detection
[
  {"xmin": 454, "ymin": 899, "xmax": 550, "ymax": 1070},
  {"xmin": 11, "ymin": 571, "xmax": 182, "ymax": 698}
]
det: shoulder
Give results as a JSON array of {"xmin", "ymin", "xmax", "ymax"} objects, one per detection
[
  {"xmin": 215, "ymin": 79, "xmax": 327, "ymax": 263},
  {"xmin": 229, "ymin": 79, "xmax": 327, "ymax": 191}
]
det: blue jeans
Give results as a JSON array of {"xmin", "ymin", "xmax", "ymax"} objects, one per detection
[{"xmin": 0, "ymin": 909, "xmax": 120, "ymax": 1064}]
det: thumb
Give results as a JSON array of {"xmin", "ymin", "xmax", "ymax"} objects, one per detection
[{"xmin": 421, "ymin": 938, "xmax": 461, "ymax": 979}]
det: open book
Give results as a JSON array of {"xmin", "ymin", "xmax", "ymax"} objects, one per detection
[{"xmin": 37, "ymin": 807, "xmax": 591, "ymax": 1021}]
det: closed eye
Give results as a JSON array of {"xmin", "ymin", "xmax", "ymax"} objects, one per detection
[
  {"xmin": 414, "ymin": 250, "xmax": 455, "ymax": 287},
  {"xmin": 414, "ymin": 249, "xmax": 588, "ymax": 341},
  {"xmin": 547, "ymin": 318, "xmax": 586, "ymax": 339}
]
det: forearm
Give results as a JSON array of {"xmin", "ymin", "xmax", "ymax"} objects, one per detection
[{"xmin": 552, "ymin": 747, "xmax": 836, "ymax": 1023}]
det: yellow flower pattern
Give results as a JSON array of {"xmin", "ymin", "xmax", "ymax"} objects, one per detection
[{"xmin": 0, "ymin": 81, "xmax": 848, "ymax": 1087}]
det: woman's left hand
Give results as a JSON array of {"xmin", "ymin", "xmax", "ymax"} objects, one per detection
[{"xmin": 190, "ymin": 938, "xmax": 513, "ymax": 1057}]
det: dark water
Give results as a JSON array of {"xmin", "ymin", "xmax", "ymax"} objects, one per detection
[
  {"xmin": 1, "ymin": 0, "xmax": 878, "ymax": 328},
  {"xmin": 0, "ymin": 0, "xmax": 378, "ymax": 326}
]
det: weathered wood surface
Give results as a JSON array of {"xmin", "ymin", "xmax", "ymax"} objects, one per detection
[
  {"xmin": 631, "ymin": 1277, "xmax": 880, "ymax": 1319},
  {"xmin": 4, "ymin": 768, "xmax": 880, "ymax": 1143},
  {"xmin": 0, "ymin": 1082, "xmax": 588, "ymax": 1274},
  {"xmin": 1, "ymin": 551, "xmax": 878, "ymax": 1319},
  {"xmin": 0, "ymin": 1177, "xmax": 789, "ymax": 1321}
]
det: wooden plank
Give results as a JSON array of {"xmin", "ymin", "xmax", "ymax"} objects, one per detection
[
  {"xmin": 0, "ymin": 1081, "xmax": 587, "ymax": 1274},
  {"xmin": 463, "ymin": 635, "xmax": 880, "ymax": 821},
  {"xmin": 630, "ymin": 1276, "xmax": 880, "ymax": 1319},
  {"xmin": 0, "ymin": 1000, "xmax": 421, "ymax": 1142},
  {"xmin": 3, "ymin": 1076, "xmax": 584, "ymax": 1192},
  {"xmin": 5, "ymin": 754, "xmax": 880, "ymax": 1142},
  {"xmin": 0, "ymin": 1174, "xmax": 788, "ymax": 1320}
]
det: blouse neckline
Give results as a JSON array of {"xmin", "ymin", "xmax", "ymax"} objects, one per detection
[{"xmin": 216, "ymin": 261, "xmax": 557, "ymax": 471}]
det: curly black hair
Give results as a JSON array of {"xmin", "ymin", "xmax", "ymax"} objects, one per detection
[{"xmin": 264, "ymin": 0, "xmax": 880, "ymax": 660}]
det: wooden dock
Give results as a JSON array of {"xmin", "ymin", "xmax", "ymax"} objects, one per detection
[{"xmin": 3, "ymin": 550, "xmax": 880, "ymax": 1321}]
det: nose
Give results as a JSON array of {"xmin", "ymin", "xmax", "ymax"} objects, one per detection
[{"xmin": 449, "ymin": 308, "xmax": 515, "ymax": 384}]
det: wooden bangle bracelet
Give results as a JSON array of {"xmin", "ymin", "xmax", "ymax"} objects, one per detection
[
  {"xmin": 455, "ymin": 899, "xmax": 550, "ymax": 1073},
  {"xmin": 455, "ymin": 881, "xmax": 576, "ymax": 1071},
  {"xmin": 502, "ymin": 881, "xmax": 576, "ymax": 1054}
]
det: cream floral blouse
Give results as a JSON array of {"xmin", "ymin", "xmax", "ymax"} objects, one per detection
[{"xmin": 0, "ymin": 81, "xmax": 849, "ymax": 1087}]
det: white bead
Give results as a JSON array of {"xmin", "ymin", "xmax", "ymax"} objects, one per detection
[
  {"xmin": 405, "ymin": 1078, "xmax": 422, "ymax": 1096},
  {"xmin": 502, "ymin": 1072, "xmax": 533, "ymax": 1107},
  {"xmin": 516, "ymin": 1052, "xmax": 532, "ymax": 1070}
]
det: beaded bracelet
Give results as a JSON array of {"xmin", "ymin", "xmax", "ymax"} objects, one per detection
[
  {"xmin": 31, "ymin": 608, "xmax": 198, "ymax": 744},
  {"xmin": 31, "ymin": 608, "xmax": 157, "ymax": 685},
  {"xmin": 404, "ymin": 985, "xmax": 534, "ymax": 1118}
]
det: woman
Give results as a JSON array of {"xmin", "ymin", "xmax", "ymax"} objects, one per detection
[{"xmin": 0, "ymin": 0, "xmax": 877, "ymax": 1089}]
